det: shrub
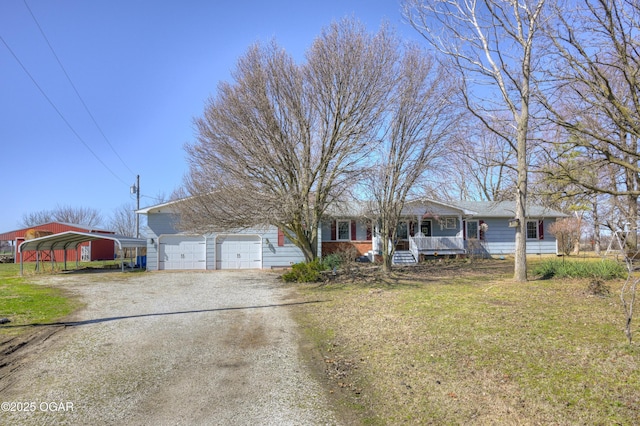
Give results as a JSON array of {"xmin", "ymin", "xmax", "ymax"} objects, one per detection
[
  {"xmin": 548, "ymin": 218, "xmax": 582, "ymax": 255},
  {"xmin": 321, "ymin": 253, "xmax": 345, "ymax": 270},
  {"xmin": 282, "ymin": 259, "xmax": 327, "ymax": 283},
  {"xmin": 532, "ymin": 259, "xmax": 626, "ymax": 280}
]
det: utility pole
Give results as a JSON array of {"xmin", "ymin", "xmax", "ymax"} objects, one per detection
[
  {"xmin": 131, "ymin": 175, "xmax": 140, "ymax": 265},
  {"xmin": 130, "ymin": 175, "xmax": 140, "ymax": 238},
  {"xmin": 135, "ymin": 174, "xmax": 140, "ymax": 239}
]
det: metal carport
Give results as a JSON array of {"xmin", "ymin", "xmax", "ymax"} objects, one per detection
[{"xmin": 18, "ymin": 231, "xmax": 147, "ymax": 275}]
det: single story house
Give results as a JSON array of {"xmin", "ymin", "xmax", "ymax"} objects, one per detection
[
  {"xmin": 321, "ymin": 198, "xmax": 567, "ymax": 264},
  {"xmin": 139, "ymin": 197, "xmax": 566, "ymax": 270}
]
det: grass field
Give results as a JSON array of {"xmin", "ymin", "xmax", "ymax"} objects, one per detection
[
  {"xmin": 295, "ymin": 258, "xmax": 640, "ymax": 424},
  {"xmin": 0, "ymin": 263, "xmax": 82, "ymax": 338}
]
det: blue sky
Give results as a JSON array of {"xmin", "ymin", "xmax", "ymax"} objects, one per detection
[{"xmin": 1, "ymin": 0, "xmax": 421, "ymax": 232}]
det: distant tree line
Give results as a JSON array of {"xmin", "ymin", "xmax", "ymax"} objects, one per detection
[{"xmin": 20, "ymin": 203, "xmax": 137, "ymax": 237}]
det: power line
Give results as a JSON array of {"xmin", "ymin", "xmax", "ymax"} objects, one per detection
[
  {"xmin": 0, "ymin": 33, "xmax": 130, "ymax": 187},
  {"xmin": 23, "ymin": 0, "xmax": 137, "ymax": 177}
]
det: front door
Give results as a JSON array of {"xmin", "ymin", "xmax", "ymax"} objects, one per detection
[{"xmin": 395, "ymin": 221, "xmax": 409, "ymax": 250}]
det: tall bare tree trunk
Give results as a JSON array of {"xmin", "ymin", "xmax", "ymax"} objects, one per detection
[
  {"xmin": 381, "ymin": 221, "xmax": 394, "ymax": 274},
  {"xmin": 593, "ymin": 196, "xmax": 601, "ymax": 255},
  {"xmin": 625, "ymin": 135, "xmax": 639, "ymax": 252},
  {"xmin": 514, "ymin": 110, "xmax": 529, "ymax": 282}
]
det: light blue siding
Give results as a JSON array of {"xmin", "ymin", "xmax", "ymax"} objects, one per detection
[
  {"xmin": 260, "ymin": 227, "xmax": 306, "ymax": 268},
  {"xmin": 479, "ymin": 218, "xmax": 558, "ymax": 255},
  {"xmin": 430, "ymin": 218, "xmax": 460, "ymax": 238},
  {"xmin": 142, "ymin": 211, "xmax": 307, "ymax": 270},
  {"xmin": 144, "ymin": 212, "xmax": 181, "ymax": 271}
]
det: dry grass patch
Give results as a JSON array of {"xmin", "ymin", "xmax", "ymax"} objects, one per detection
[{"xmin": 293, "ymin": 259, "xmax": 640, "ymax": 425}]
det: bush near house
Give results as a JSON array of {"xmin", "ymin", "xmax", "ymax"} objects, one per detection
[
  {"xmin": 281, "ymin": 259, "xmax": 328, "ymax": 282},
  {"xmin": 282, "ymin": 253, "xmax": 353, "ymax": 283}
]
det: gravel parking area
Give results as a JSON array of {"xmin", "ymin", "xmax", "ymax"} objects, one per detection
[{"xmin": 0, "ymin": 270, "xmax": 338, "ymax": 425}]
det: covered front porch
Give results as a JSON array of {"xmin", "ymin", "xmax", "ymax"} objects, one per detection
[
  {"xmin": 372, "ymin": 234, "xmax": 467, "ymax": 264},
  {"xmin": 375, "ymin": 199, "xmax": 478, "ymax": 264}
]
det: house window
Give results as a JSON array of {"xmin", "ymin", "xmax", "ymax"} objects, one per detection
[
  {"xmin": 526, "ymin": 220, "xmax": 539, "ymax": 239},
  {"xmin": 444, "ymin": 217, "xmax": 456, "ymax": 229},
  {"xmin": 337, "ymin": 220, "xmax": 350, "ymax": 241},
  {"xmin": 466, "ymin": 220, "xmax": 479, "ymax": 239}
]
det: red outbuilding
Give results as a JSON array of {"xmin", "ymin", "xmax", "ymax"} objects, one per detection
[{"xmin": 0, "ymin": 222, "xmax": 116, "ymax": 263}]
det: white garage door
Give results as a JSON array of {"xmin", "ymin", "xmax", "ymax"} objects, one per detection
[
  {"xmin": 216, "ymin": 235, "xmax": 262, "ymax": 269},
  {"xmin": 159, "ymin": 235, "xmax": 206, "ymax": 270}
]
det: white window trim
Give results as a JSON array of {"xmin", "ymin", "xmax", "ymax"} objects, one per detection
[
  {"xmin": 445, "ymin": 217, "xmax": 456, "ymax": 229},
  {"xmin": 526, "ymin": 220, "xmax": 539, "ymax": 240},
  {"xmin": 337, "ymin": 220, "xmax": 351, "ymax": 241}
]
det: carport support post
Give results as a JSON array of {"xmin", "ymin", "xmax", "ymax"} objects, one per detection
[{"xmin": 117, "ymin": 242, "xmax": 124, "ymax": 272}]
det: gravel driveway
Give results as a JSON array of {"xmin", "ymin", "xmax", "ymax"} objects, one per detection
[{"xmin": 1, "ymin": 270, "xmax": 338, "ymax": 425}]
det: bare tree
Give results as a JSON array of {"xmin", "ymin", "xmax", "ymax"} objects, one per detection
[
  {"xmin": 20, "ymin": 210, "xmax": 54, "ymax": 227},
  {"xmin": 21, "ymin": 204, "xmax": 103, "ymax": 228},
  {"xmin": 537, "ymin": 0, "xmax": 640, "ymax": 343},
  {"xmin": 109, "ymin": 203, "xmax": 137, "ymax": 237},
  {"xmin": 540, "ymin": 0, "xmax": 640, "ymax": 250},
  {"xmin": 534, "ymin": 135, "xmax": 615, "ymax": 257},
  {"xmin": 404, "ymin": 0, "xmax": 547, "ymax": 281},
  {"xmin": 446, "ymin": 125, "xmax": 517, "ymax": 201},
  {"xmin": 367, "ymin": 45, "xmax": 457, "ymax": 273},
  {"xmin": 181, "ymin": 19, "xmax": 397, "ymax": 261},
  {"xmin": 549, "ymin": 217, "xmax": 582, "ymax": 255}
]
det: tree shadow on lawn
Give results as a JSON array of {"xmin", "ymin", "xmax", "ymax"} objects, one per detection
[{"xmin": 316, "ymin": 259, "xmax": 514, "ymax": 289}]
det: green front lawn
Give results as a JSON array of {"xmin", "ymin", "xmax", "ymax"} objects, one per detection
[
  {"xmin": 0, "ymin": 263, "xmax": 81, "ymax": 338},
  {"xmin": 294, "ymin": 258, "xmax": 640, "ymax": 424}
]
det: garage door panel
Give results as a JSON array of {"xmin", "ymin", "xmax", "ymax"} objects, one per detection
[
  {"xmin": 159, "ymin": 236, "xmax": 206, "ymax": 270},
  {"xmin": 216, "ymin": 235, "xmax": 261, "ymax": 269}
]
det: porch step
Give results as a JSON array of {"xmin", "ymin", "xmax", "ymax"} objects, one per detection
[{"xmin": 393, "ymin": 250, "xmax": 417, "ymax": 265}]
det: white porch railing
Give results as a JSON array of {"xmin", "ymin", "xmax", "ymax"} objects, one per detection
[
  {"xmin": 409, "ymin": 237, "xmax": 419, "ymax": 261},
  {"xmin": 409, "ymin": 236, "xmax": 465, "ymax": 252}
]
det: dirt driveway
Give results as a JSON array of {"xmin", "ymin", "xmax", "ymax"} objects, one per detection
[{"xmin": 0, "ymin": 270, "xmax": 338, "ymax": 425}]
